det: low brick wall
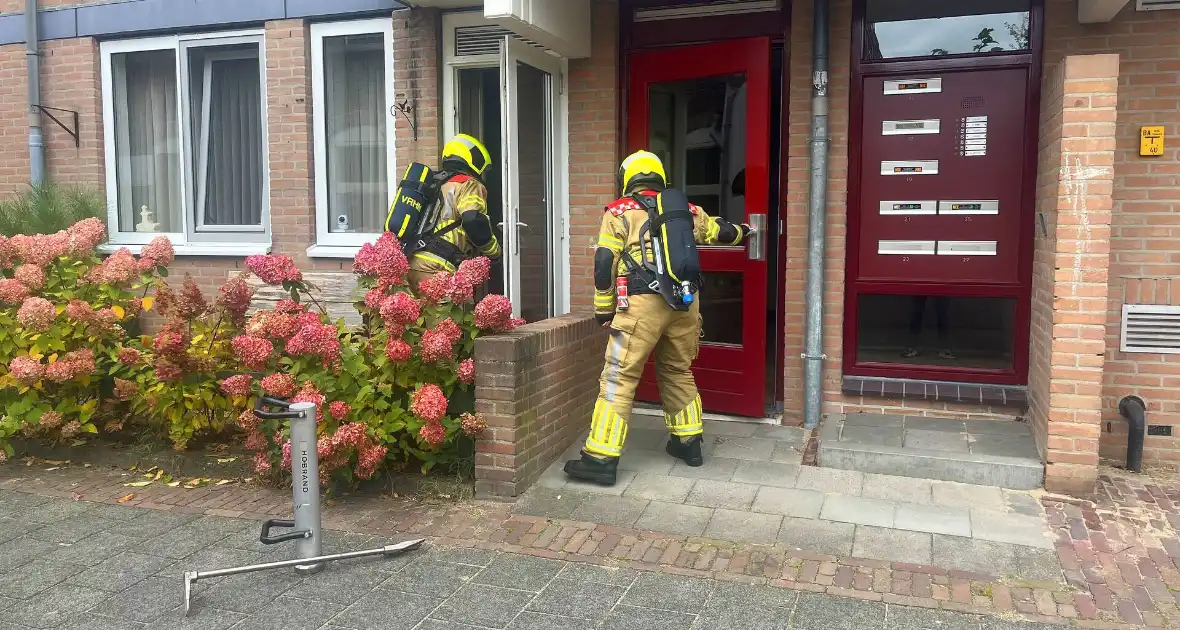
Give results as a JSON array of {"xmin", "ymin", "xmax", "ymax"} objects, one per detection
[{"xmin": 473, "ymin": 315, "xmax": 605, "ymax": 498}]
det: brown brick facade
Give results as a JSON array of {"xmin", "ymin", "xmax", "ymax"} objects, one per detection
[{"xmin": 472, "ymin": 315, "xmax": 604, "ymax": 497}]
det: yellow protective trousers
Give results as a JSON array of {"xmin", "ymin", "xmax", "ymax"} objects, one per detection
[{"xmin": 584, "ymin": 293, "xmax": 704, "ymax": 459}]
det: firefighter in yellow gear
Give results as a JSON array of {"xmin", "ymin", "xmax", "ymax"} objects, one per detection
[
  {"xmin": 565, "ymin": 150, "xmax": 753, "ymax": 485},
  {"xmin": 405, "ymin": 134, "xmax": 502, "ymax": 288}
]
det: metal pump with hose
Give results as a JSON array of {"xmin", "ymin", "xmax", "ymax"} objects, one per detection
[{"xmin": 182, "ymin": 396, "xmax": 425, "ymax": 617}]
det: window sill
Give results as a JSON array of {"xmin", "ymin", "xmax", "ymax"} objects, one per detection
[
  {"xmin": 99, "ymin": 242, "xmax": 272, "ymax": 257},
  {"xmin": 306, "ymin": 245, "xmax": 361, "ymax": 259}
]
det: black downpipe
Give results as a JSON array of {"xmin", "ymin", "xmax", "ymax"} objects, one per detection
[{"xmin": 1117, "ymin": 395, "xmax": 1146, "ymax": 473}]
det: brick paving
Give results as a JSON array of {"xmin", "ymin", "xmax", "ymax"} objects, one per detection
[{"xmin": 1, "ymin": 460, "xmax": 1177, "ymax": 628}]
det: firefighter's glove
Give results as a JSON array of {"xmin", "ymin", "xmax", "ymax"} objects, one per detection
[
  {"xmin": 595, "ymin": 312, "xmax": 614, "ymax": 328},
  {"xmin": 740, "ymin": 223, "xmax": 756, "ymax": 241}
]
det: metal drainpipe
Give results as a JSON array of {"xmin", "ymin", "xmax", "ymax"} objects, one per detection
[
  {"xmin": 1117, "ymin": 395, "xmax": 1146, "ymax": 474},
  {"xmin": 26, "ymin": 0, "xmax": 45, "ymax": 185},
  {"xmin": 802, "ymin": 0, "xmax": 831, "ymax": 430}
]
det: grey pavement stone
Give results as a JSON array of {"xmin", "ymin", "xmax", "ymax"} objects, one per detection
[
  {"xmin": 707, "ymin": 581, "xmax": 798, "ymax": 609},
  {"xmin": 91, "ymin": 576, "xmax": 178, "ymax": 623},
  {"xmin": 969, "ymin": 436, "xmax": 1040, "ymax": 459},
  {"xmin": 224, "ymin": 596, "xmax": 343, "ymax": 630},
  {"xmin": 793, "ymin": 592, "xmax": 887, "ymax": 630},
  {"xmin": 731, "ymin": 461, "xmax": 800, "ymax": 488},
  {"xmin": 329, "ymin": 588, "xmax": 440, "ymax": 630},
  {"xmin": 178, "ymin": 516, "xmax": 256, "ymax": 541},
  {"xmin": 0, "ymin": 536, "xmax": 60, "ymax": 572},
  {"xmin": 26, "ymin": 517, "xmax": 118, "ymax": 544},
  {"xmin": 853, "ymin": 526, "xmax": 932, "ymax": 565},
  {"xmin": 67, "ymin": 552, "xmax": 178, "ymax": 592},
  {"xmin": 80, "ymin": 503, "xmax": 154, "ymax": 522},
  {"xmin": 711, "ymin": 437, "xmax": 775, "ymax": 461},
  {"xmin": 434, "ymin": 583, "xmax": 536, "ymax": 629},
  {"xmin": 1014, "ymin": 545, "xmax": 1064, "ymax": 582},
  {"xmin": 756, "ymin": 424, "xmax": 807, "ymax": 441},
  {"xmin": 0, "ymin": 516, "xmax": 37, "ymax": 544},
  {"xmin": 904, "ymin": 417, "xmax": 967, "ymax": 432},
  {"xmin": 424, "ymin": 546, "xmax": 496, "ymax": 567},
  {"xmin": 980, "ymin": 619, "xmax": 1065, "ymax": 629},
  {"xmin": 685, "ymin": 479, "xmax": 758, "ymax": 510},
  {"xmin": 564, "ymin": 470, "xmax": 637, "ymax": 497},
  {"xmin": 887, "ymin": 605, "xmax": 983, "ymax": 629},
  {"xmin": 932, "ymin": 482, "xmax": 1005, "ymax": 510},
  {"xmin": 385, "ymin": 556, "xmax": 481, "ymax": 597},
  {"xmin": 794, "ymin": 467, "xmax": 864, "ymax": 495},
  {"xmin": 508, "ymin": 611, "xmax": 598, "ymax": 630},
  {"xmin": 932, "ymin": 535, "xmax": 1019, "ymax": 578},
  {"xmin": 526, "ymin": 578, "xmax": 626, "ymax": 622},
  {"xmin": 894, "ymin": 504, "xmax": 972, "ymax": 537},
  {"xmin": 105, "ymin": 510, "xmax": 203, "ymax": 539},
  {"xmin": 474, "ymin": 553, "xmax": 564, "ymax": 592},
  {"xmin": 970, "ymin": 509, "xmax": 1054, "ymax": 549},
  {"xmin": 44, "ymin": 531, "xmax": 140, "ymax": 565},
  {"xmin": 843, "ymin": 413, "xmax": 903, "ymax": 428},
  {"xmin": 133, "ymin": 531, "xmax": 220, "ymax": 559},
  {"xmin": 842, "ymin": 424, "xmax": 904, "ymax": 447},
  {"xmin": 635, "ymin": 501, "xmax": 713, "ymax": 537},
  {"xmin": 196, "ymin": 570, "xmax": 302, "ymax": 615},
  {"xmin": 0, "ymin": 557, "xmax": 87, "ymax": 598},
  {"xmin": 705, "ymin": 509, "xmax": 782, "ymax": 545},
  {"xmin": 751, "ymin": 487, "xmax": 825, "ymax": 518},
  {"xmin": 556, "ymin": 563, "xmax": 638, "ymax": 587},
  {"xmin": 669, "ymin": 456, "xmax": 740, "ymax": 481},
  {"xmin": 518, "ymin": 487, "xmax": 584, "ymax": 520},
  {"xmin": 571, "ymin": 495, "xmax": 649, "ymax": 527},
  {"xmin": 861, "ymin": 473, "xmax": 933, "ymax": 504},
  {"xmin": 0, "ymin": 594, "xmax": 15, "ymax": 611},
  {"xmin": 625, "ymin": 428, "xmax": 669, "ymax": 451},
  {"xmin": 819, "ymin": 495, "xmax": 896, "ymax": 528},
  {"xmin": 600, "ymin": 604, "xmax": 696, "ymax": 630},
  {"xmin": 968, "ymin": 420, "xmax": 1032, "ymax": 436},
  {"xmin": 57, "ymin": 613, "xmax": 148, "ymax": 630},
  {"xmin": 706, "ymin": 420, "xmax": 759, "ymax": 437},
  {"xmin": 777, "ymin": 518, "xmax": 855, "ymax": 556},
  {"xmin": 160, "ymin": 546, "xmax": 263, "ymax": 577},
  {"xmin": 618, "ymin": 448, "xmax": 675, "ymax": 475},
  {"xmin": 771, "ymin": 441, "xmax": 805, "ymax": 464},
  {"xmin": 535, "ymin": 461, "xmax": 569, "ymax": 490},
  {"xmin": 622, "ymin": 572, "xmax": 713, "ymax": 613},
  {"xmin": 7, "ymin": 585, "xmax": 111, "ymax": 630},
  {"xmin": 21, "ymin": 498, "xmax": 96, "ymax": 525},
  {"xmin": 904, "ymin": 429, "xmax": 969, "ymax": 452},
  {"xmin": 415, "ymin": 620, "xmax": 501, "ymax": 630},
  {"xmin": 283, "ymin": 560, "xmax": 391, "ymax": 605},
  {"xmin": 694, "ymin": 604, "xmax": 791, "ymax": 629},
  {"xmin": 0, "ymin": 490, "xmax": 52, "ymax": 511},
  {"xmin": 1003, "ymin": 491, "xmax": 1045, "ymax": 517}
]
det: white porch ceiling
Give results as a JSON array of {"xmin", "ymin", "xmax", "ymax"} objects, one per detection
[{"xmin": 1078, "ymin": 0, "xmax": 1132, "ymax": 22}]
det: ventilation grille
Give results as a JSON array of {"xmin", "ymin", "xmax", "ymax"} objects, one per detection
[
  {"xmin": 1120, "ymin": 304, "xmax": 1180, "ymax": 354},
  {"xmin": 961, "ymin": 96, "xmax": 985, "ymax": 109},
  {"xmin": 454, "ymin": 25, "xmax": 539, "ymax": 56},
  {"xmin": 1137, "ymin": 1, "xmax": 1180, "ymax": 11}
]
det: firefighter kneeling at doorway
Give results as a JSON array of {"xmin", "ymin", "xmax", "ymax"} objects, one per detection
[
  {"xmin": 565, "ymin": 150, "xmax": 754, "ymax": 486},
  {"xmin": 385, "ymin": 133, "xmax": 502, "ymax": 289}
]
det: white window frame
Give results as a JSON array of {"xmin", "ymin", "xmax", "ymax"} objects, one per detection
[
  {"xmin": 308, "ymin": 18, "xmax": 397, "ymax": 255},
  {"xmin": 99, "ymin": 30, "xmax": 271, "ymax": 256},
  {"xmin": 441, "ymin": 11, "xmax": 572, "ymax": 316}
]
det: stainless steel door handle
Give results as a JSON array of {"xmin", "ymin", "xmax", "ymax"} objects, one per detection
[{"xmin": 747, "ymin": 213, "xmax": 767, "ymax": 261}]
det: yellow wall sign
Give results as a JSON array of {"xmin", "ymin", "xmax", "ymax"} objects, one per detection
[{"xmin": 1140, "ymin": 126, "xmax": 1165, "ymax": 157}]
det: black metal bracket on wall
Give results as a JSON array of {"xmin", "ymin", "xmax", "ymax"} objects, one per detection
[
  {"xmin": 33, "ymin": 104, "xmax": 80, "ymax": 148},
  {"xmin": 392, "ymin": 97, "xmax": 418, "ymax": 142}
]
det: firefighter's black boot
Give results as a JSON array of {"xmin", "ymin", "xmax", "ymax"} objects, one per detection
[
  {"xmin": 666, "ymin": 435, "xmax": 704, "ymax": 467},
  {"xmin": 564, "ymin": 452, "xmax": 618, "ymax": 486}
]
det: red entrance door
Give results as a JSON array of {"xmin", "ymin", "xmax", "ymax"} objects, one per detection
[{"xmin": 626, "ymin": 38, "xmax": 771, "ymax": 418}]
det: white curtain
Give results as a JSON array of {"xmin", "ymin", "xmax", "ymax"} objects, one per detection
[
  {"xmin": 114, "ymin": 50, "xmax": 182, "ymax": 233},
  {"xmin": 193, "ymin": 51, "xmax": 264, "ymax": 227},
  {"xmin": 325, "ymin": 35, "xmax": 388, "ymax": 233}
]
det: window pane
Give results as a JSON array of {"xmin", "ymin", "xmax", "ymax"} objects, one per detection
[
  {"xmin": 865, "ymin": 0, "xmax": 1031, "ymax": 60},
  {"xmin": 111, "ymin": 49, "xmax": 182, "ymax": 233},
  {"xmin": 188, "ymin": 43, "xmax": 264, "ymax": 229},
  {"xmin": 699, "ymin": 272, "xmax": 743, "ymax": 345},
  {"xmin": 323, "ymin": 33, "xmax": 388, "ymax": 234},
  {"xmin": 855, "ymin": 294, "xmax": 1016, "ymax": 371},
  {"xmin": 515, "ymin": 61, "xmax": 554, "ymax": 323}
]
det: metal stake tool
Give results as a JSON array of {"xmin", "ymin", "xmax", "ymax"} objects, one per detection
[{"xmin": 182, "ymin": 396, "xmax": 425, "ymax": 617}]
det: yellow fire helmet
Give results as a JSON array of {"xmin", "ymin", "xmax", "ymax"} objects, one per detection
[
  {"xmin": 441, "ymin": 133, "xmax": 492, "ymax": 177},
  {"xmin": 619, "ymin": 150, "xmax": 667, "ymax": 196}
]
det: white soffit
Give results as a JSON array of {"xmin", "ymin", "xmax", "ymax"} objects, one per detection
[
  {"xmin": 1078, "ymin": 0, "xmax": 1132, "ymax": 22},
  {"xmin": 634, "ymin": 0, "xmax": 780, "ymax": 21},
  {"xmin": 484, "ymin": 0, "xmax": 591, "ymax": 58}
]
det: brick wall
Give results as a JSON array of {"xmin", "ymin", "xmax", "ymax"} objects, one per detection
[
  {"xmin": 1044, "ymin": 0, "xmax": 1180, "ymax": 466},
  {"xmin": 1028, "ymin": 54, "xmax": 1119, "ymax": 494},
  {"xmin": 0, "ymin": 0, "xmax": 93, "ymax": 13},
  {"xmin": 566, "ymin": 0, "xmax": 619, "ymax": 314},
  {"xmin": 472, "ymin": 315, "xmax": 605, "ymax": 498},
  {"xmin": 392, "ymin": 8, "xmax": 441, "ymax": 172}
]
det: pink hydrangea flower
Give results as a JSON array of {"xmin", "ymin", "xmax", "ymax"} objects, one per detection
[
  {"xmin": 13, "ymin": 232, "xmax": 68, "ymax": 267},
  {"xmin": 66, "ymin": 217, "xmax": 107, "ymax": 254},
  {"xmin": 293, "ymin": 311, "xmax": 321, "ymax": 331},
  {"xmin": 292, "ymin": 381, "xmax": 325, "ymax": 418},
  {"xmin": 417, "ymin": 272, "xmax": 453, "ymax": 305},
  {"xmin": 218, "ymin": 274, "xmax": 254, "ymax": 322},
  {"xmin": 154, "ymin": 357, "xmax": 183, "ymax": 382},
  {"xmin": 66, "ymin": 299, "xmax": 96, "ymax": 323},
  {"xmin": 332, "ymin": 422, "xmax": 366, "ymax": 449},
  {"xmin": 0, "ymin": 235, "xmax": 12, "ymax": 269},
  {"xmin": 98, "ymin": 248, "xmax": 139, "ymax": 284},
  {"xmin": 245, "ymin": 254, "xmax": 303, "ymax": 285},
  {"xmin": 44, "ymin": 361, "xmax": 74, "ymax": 382},
  {"xmin": 9, "ymin": 356, "xmax": 43, "ymax": 385},
  {"xmin": 245, "ymin": 431, "xmax": 268, "ymax": 451},
  {"xmin": 175, "ymin": 276, "xmax": 209, "ymax": 319},
  {"xmin": 285, "ymin": 322, "xmax": 342, "ymax": 364},
  {"xmin": 117, "ymin": 347, "xmax": 142, "ymax": 365},
  {"xmin": 420, "ymin": 328, "xmax": 455, "ymax": 363},
  {"xmin": 460, "ymin": 412, "xmax": 488, "ymax": 438},
  {"xmin": 507, "ymin": 317, "xmax": 526, "ymax": 330},
  {"xmin": 379, "ymin": 292, "xmax": 421, "ymax": 326},
  {"xmin": 125, "ymin": 298, "xmax": 144, "ymax": 318},
  {"xmin": 114, "ymin": 378, "xmax": 137, "ymax": 400},
  {"xmin": 364, "ymin": 287, "xmax": 387, "ymax": 310},
  {"xmin": 17, "ymin": 297, "xmax": 56, "ymax": 332},
  {"xmin": 353, "ymin": 232, "xmax": 410, "ymax": 284},
  {"xmin": 458, "ymin": 358, "xmax": 476, "ymax": 385},
  {"xmin": 237, "ymin": 409, "xmax": 262, "ymax": 431},
  {"xmin": 153, "ymin": 329, "xmax": 189, "ymax": 358},
  {"xmin": 434, "ymin": 318, "xmax": 463, "ymax": 343},
  {"xmin": 60, "ymin": 421, "xmax": 82, "ymax": 438},
  {"xmin": 0, "ymin": 279, "xmax": 30, "ymax": 305},
  {"xmin": 410, "ymin": 384, "xmax": 448, "ymax": 423},
  {"xmin": 260, "ymin": 372, "xmax": 296, "ymax": 398},
  {"xmin": 219, "ymin": 374, "xmax": 254, "ymax": 397},
  {"xmin": 281, "ymin": 439, "xmax": 293, "ymax": 471},
  {"xmin": 274, "ymin": 298, "xmax": 305, "ymax": 314},
  {"xmin": 454, "ymin": 257, "xmax": 491, "ymax": 291},
  {"xmin": 140, "ymin": 236, "xmax": 175, "ymax": 267},
  {"xmin": 232, "ymin": 335, "xmax": 274, "ymax": 370},
  {"xmin": 355, "ymin": 443, "xmax": 388, "ymax": 479},
  {"xmin": 473, "ymin": 294, "xmax": 513, "ymax": 331},
  {"xmin": 254, "ymin": 451, "xmax": 272, "ymax": 474},
  {"xmin": 39, "ymin": 411, "xmax": 62, "ymax": 429},
  {"xmin": 328, "ymin": 401, "xmax": 351, "ymax": 422},
  {"xmin": 62, "ymin": 348, "xmax": 95, "ymax": 378},
  {"xmin": 14, "ymin": 264, "xmax": 44, "ymax": 292},
  {"xmin": 419, "ymin": 422, "xmax": 447, "ymax": 448},
  {"xmin": 385, "ymin": 337, "xmax": 412, "ymax": 363}
]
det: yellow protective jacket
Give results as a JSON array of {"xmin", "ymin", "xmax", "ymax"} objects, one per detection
[
  {"xmin": 593, "ymin": 189, "xmax": 745, "ymax": 315},
  {"xmin": 410, "ymin": 174, "xmax": 502, "ymax": 273}
]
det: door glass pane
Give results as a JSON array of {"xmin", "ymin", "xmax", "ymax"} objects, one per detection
[
  {"xmin": 855, "ymin": 294, "xmax": 1016, "ymax": 370},
  {"xmin": 699, "ymin": 272, "xmax": 743, "ymax": 345},
  {"xmin": 323, "ymin": 33, "xmax": 387, "ymax": 234},
  {"xmin": 865, "ymin": 0, "xmax": 1031, "ymax": 60},
  {"xmin": 456, "ymin": 67, "xmax": 504, "ymax": 297},
  {"xmin": 647, "ymin": 74, "xmax": 747, "ymax": 226},
  {"xmin": 515, "ymin": 61, "xmax": 553, "ymax": 323}
]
